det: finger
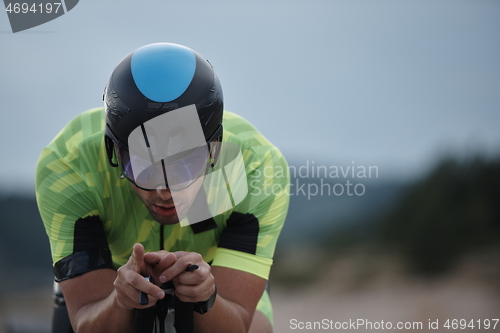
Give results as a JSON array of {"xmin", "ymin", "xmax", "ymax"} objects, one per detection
[
  {"xmin": 174, "ymin": 251, "xmax": 188, "ymax": 259},
  {"xmin": 144, "ymin": 251, "xmax": 177, "ymax": 274},
  {"xmin": 159, "ymin": 252, "xmax": 204, "ymax": 283},
  {"xmin": 142, "ymin": 251, "xmax": 177, "ymax": 284},
  {"xmin": 174, "ymin": 278, "xmax": 215, "ymax": 303},
  {"xmin": 131, "ymin": 243, "xmax": 145, "ymax": 270},
  {"xmin": 173, "ymin": 265, "xmax": 206, "ymax": 286},
  {"xmin": 143, "ymin": 250, "xmax": 170, "ymax": 266},
  {"xmin": 118, "ymin": 266, "xmax": 165, "ymax": 302},
  {"xmin": 115, "ymin": 278, "xmax": 163, "ymax": 309},
  {"xmin": 156, "ymin": 252, "xmax": 177, "ymax": 274},
  {"xmin": 131, "ymin": 273, "xmax": 166, "ymax": 300}
]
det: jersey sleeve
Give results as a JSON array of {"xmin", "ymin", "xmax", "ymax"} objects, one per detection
[
  {"xmin": 212, "ymin": 139, "xmax": 290, "ymax": 280},
  {"xmin": 35, "ymin": 110, "xmax": 115, "ymax": 281}
]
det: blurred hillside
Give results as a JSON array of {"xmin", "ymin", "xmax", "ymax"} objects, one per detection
[
  {"xmin": 272, "ymin": 154, "xmax": 500, "ymax": 286},
  {"xmin": 380, "ymin": 156, "xmax": 500, "ymax": 274},
  {"xmin": 0, "ymin": 195, "xmax": 52, "ymax": 333},
  {"xmin": 0, "ymin": 195, "xmax": 53, "ymax": 294},
  {"xmin": 271, "ymin": 154, "xmax": 500, "ymax": 333}
]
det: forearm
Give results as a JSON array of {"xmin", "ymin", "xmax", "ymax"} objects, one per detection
[
  {"xmin": 193, "ymin": 294, "xmax": 253, "ymax": 333},
  {"xmin": 60, "ymin": 246, "xmax": 167, "ymax": 333},
  {"xmin": 72, "ymin": 290, "xmax": 135, "ymax": 333}
]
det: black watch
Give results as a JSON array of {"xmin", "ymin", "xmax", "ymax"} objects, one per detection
[{"xmin": 193, "ymin": 285, "xmax": 217, "ymax": 314}]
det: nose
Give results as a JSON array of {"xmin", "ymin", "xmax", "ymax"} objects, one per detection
[{"xmin": 156, "ymin": 186, "xmax": 172, "ymax": 201}]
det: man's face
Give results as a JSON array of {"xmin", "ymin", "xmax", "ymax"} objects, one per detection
[{"xmin": 130, "ymin": 175, "xmax": 204, "ymax": 225}]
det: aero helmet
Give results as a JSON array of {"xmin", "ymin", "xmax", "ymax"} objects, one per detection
[{"xmin": 104, "ymin": 43, "xmax": 224, "ymax": 191}]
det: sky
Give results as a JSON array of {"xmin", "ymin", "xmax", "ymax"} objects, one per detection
[{"xmin": 1, "ymin": 0, "xmax": 499, "ymax": 194}]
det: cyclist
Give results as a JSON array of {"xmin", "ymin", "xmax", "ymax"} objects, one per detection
[{"xmin": 36, "ymin": 43, "xmax": 289, "ymax": 333}]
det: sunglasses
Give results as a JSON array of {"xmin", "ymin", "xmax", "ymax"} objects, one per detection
[{"xmin": 105, "ymin": 122, "xmax": 222, "ymax": 191}]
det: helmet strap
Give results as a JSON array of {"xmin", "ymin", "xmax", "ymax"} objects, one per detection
[{"xmin": 210, "ymin": 157, "xmax": 215, "ymax": 172}]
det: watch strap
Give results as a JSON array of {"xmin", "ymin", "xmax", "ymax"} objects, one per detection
[{"xmin": 193, "ymin": 285, "xmax": 217, "ymax": 314}]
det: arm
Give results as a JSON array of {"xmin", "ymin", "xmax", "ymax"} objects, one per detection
[
  {"xmin": 195, "ymin": 266, "xmax": 267, "ymax": 333},
  {"xmin": 59, "ymin": 244, "xmax": 166, "ymax": 333},
  {"xmin": 59, "ymin": 269, "xmax": 131, "ymax": 333}
]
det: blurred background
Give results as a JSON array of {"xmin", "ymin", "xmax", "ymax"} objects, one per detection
[{"xmin": 1, "ymin": 1, "xmax": 499, "ymax": 332}]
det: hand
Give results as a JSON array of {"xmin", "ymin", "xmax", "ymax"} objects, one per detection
[
  {"xmin": 145, "ymin": 251, "xmax": 215, "ymax": 303},
  {"xmin": 143, "ymin": 250, "xmax": 178, "ymax": 285},
  {"xmin": 113, "ymin": 243, "xmax": 166, "ymax": 310}
]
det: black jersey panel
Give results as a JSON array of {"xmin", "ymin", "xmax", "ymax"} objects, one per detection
[
  {"xmin": 218, "ymin": 212, "xmax": 259, "ymax": 255},
  {"xmin": 53, "ymin": 248, "xmax": 114, "ymax": 282},
  {"xmin": 53, "ymin": 215, "xmax": 114, "ymax": 282}
]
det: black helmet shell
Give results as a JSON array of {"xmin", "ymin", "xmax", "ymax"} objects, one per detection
[{"xmin": 104, "ymin": 43, "xmax": 223, "ymax": 144}]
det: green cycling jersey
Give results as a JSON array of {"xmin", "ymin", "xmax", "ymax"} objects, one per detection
[{"xmin": 36, "ymin": 107, "xmax": 290, "ymax": 324}]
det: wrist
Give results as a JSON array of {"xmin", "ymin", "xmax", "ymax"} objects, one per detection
[
  {"xmin": 111, "ymin": 289, "xmax": 135, "ymax": 312},
  {"xmin": 193, "ymin": 285, "xmax": 217, "ymax": 314}
]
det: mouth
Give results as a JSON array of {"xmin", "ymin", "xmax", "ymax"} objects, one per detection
[{"xmin": 153, "ymin": 204, "xmax": 178, "ymax": 217}]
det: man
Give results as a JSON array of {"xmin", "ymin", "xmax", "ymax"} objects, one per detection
[{"xmin": 36, "ymin": 43, "xmax": 289, "ymax": 333}]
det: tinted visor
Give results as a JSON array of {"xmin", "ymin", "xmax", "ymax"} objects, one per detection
[
  {"xmin": 117, "ymin": 141, "xmax": 210, "ymax": 191},
  {"xmin": 106, "ymin": 105, "xmax": 222, "ymax": 191}
]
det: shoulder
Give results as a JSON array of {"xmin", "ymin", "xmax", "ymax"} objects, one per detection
[
  {"xmin": 222, "ymin": 111, "xmax": 289, "ymax": 181},
  {"xmin": 46, "ymin": 107, "xmax": 105, "ymax": 155},
  {"xmin": 36, "ymin": 107, "xmax": 104, "ymax": 172},
  {"xmin": 35, "ymin": 107, "xmax": 117, "ymax": 209},
  {"xmin": 36, "ymin": 107, "xmax": 107, "ymax": 192},
  {"xmin": 222, "ymin": 111, "xmax": 272, "ymax": 146},
  {"xmin": 222, "ymin": 110, "xmax": 286, "ymax": 163}
]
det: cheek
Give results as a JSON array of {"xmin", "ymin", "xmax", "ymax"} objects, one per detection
[
  {"xmin": 173, "ymin": 179, "xmax": 203, "ymax": 204},
  {"xmin": 140, "ymin": 192, "xmax": 156, "ymax": 205},
  {"xmin": 130, "ymin": 183, "xmax": 155, "ymax": 204},
  {"xmin": 187, "ymin": 178, "xmax": 204, "ymax": 199}
]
